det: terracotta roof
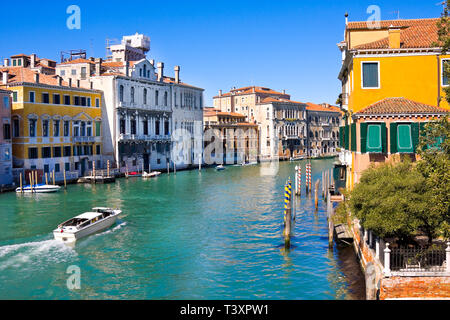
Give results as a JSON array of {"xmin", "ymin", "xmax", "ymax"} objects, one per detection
[
  {"xmin": 204, "ymin": 108, "xmax": 246, "ymax": 118},
  {"xmin": 258, "ymin": 96, "xmax": 306, "ymax": 106},
  {"xmin": 349, "ymin": 18, "xmax": 440, "ymax": 49},
  {"xmin": 306, "ymin": 102, "xmax": 342, "ymax": 113},
  {"xmin": 356, "ymin": 97, "xmax": 448, "ymax": 115},
  {"xmin": 215, "ymin": 86, "xmax": 290, "ymax": 98},
  {"xmin": 0, "ymin": 67, "xmax": 95, "ymax": 90},
  {"xmin": 58, "ymin": 58, "xmax": 95, "ymax": 65},
  {"xmin": 102, "ymin": 61, "xmax": 124, "ymax": 68}
]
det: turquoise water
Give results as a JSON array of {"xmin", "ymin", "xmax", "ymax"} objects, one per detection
[{"xmin": 0, "ymin": 159, "xmax": 364, "ymax": 300}]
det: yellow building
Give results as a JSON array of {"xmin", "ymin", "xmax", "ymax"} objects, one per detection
[
  {"xmin": 0, "ymin": 66, "xmax": 103, "ymax": 181},
  {"xmin": 337, "ymin": 17, "xmax": 450, "ymax": 190}
]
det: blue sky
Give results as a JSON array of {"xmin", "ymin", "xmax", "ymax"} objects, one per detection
[{"xmin": 0, "ymin": 0, "xmax": 443, "ymax": 105}]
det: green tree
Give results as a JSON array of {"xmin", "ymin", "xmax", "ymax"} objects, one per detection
[
  {"xmin": 416, "ymin": 116, "xmax": 450, "ymax": 240},
  {"xmin": 435, "ymin": 0, "xmax": 450, "ymax": 103}
]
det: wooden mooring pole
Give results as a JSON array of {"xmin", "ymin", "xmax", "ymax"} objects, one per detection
[
  {"xmin": 315, "ymin": 179, "xmax": 320, "ymax": 211},
  {"xmin": 63, "ymin": 170, "xmax": 67, "ymax": 189},
  {"xmin": 19, "ymin": 172, "xmax": 23, "ymax": 193},
  {"xmin": 283, "ymin": 179, "xmax": 293, "ymax": 249}
]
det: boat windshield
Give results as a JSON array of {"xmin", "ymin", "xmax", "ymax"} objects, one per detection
[{"xmin": 61, "ymin": 218, "xmax": 90, "ymax": 228}]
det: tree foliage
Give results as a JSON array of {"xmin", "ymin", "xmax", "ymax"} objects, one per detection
[
  {"xmin": 435, "ymin": 1, "xmax": 450, "ymax": 103},
  {"xmin": 344, "ymin": 116, "xmax": 450, "ymax": 243}
]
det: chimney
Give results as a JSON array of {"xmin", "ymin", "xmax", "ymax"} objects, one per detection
[
  {"xmin": 157, "ymin": 62, "xmax": 164, "ymax": 82},
  {"xmin": 3, "ymin": 58, "xmax": 9, "ymax": 67},
  {"xmin": 174, "ymin": 66, "xmax": 180, "ymax": 84},
  {"xmin": 219, "ymin": 90, "xmax": 222, "ymax": 97},
  {"xmin": 388, "ymin": 25, "xmax": 401, "ymax": 49},
  {"xmin": 2, "ymin": 71, "xmax": 8, "ymax": 85},
  {"xmin": 282, "ymin": 89, "xmax": 286, "ymax": 94},
  {"xmin": 30, "ymin": 54, "xmax": 37, "ymax": 68},
  {"xmin": 34, "ymin": 73, "xmax": 39, "ymax": 83},
  {"xmin": 345, "ymin": 12, "xmax": 349, "ymax": 26},
  {"xmin": 95, "ymin": 58, "xmax": 102, "ymax": 75}
]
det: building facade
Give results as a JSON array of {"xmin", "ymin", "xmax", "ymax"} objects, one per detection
[
  {"xmin": 203, "ymin": 108, "xmax": 259, "ymax": 164},
  {"xmin": 337, "ymin": 17, "xmax": 450, "ymax": 189},
  {"xmin": 306, "ymin": 103, "xmax": 342, "ymax": 158},
  {"xmin": 0, "ymin": 88, "xmax": 13, "ymax": 186},
  {"xmin": 56, "ymin": 33, "xmax": 204, "ymax": 171},
  {"xmin": 0, "ymin": 64, "xmax": 103, "ymax": 181}
]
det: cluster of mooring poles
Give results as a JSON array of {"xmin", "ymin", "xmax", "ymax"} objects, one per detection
[
  {"xmin": 18, "ymin": 168, "xmax": 67, "ymax": 194},
  {"xmin": 285, "ymin": 162, "xmax": 335, "ymax": 248}
]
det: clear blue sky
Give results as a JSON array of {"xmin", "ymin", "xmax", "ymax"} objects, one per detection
[{"xmin": 0, "ymin": 0, "xmax": 443, "ymax": 106}]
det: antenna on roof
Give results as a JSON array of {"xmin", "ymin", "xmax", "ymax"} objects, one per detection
[
  {"xmin": 435, "ymin": 1, "xmax": 445, "ymax": 11},
  {"xmin": 389, "ymin": 10, "xmax": 400, "ymax": 19}
]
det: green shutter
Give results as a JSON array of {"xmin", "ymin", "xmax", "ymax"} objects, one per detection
[
  {"xmin": 411, "ymin": 122, "xmax": 420, "ymax": 153},
  {"xmin": 339, "ymin": 126, "xmax": 344, "ymax": 148},
  {"xmin": 344, "ymin": 125, "xmax": 349, "ymax": 150},
  {"xmin": 390, "ymin": 122, "xmax": 398, "ymax": 154},
  {"xmin": 381, "ymin": 122, "xmax": 387, "ymax": 153},
  {"xmin": 367, "ymin": 124, "xmax": 382, "ymax": 153},
  {"xmin": 351, "ymin": 123, "xmax": 357, "ymax": 152},
  {"xmin": 96, "ymin": 121, "xmax": 101, "ymax": 137},
  {"xmin": 397, "ymin": 124, "xmax": 414, "ymax": 153},
  {"xmin": 360, "ymin": 123, "xmax": 368, "ymax": 153}
]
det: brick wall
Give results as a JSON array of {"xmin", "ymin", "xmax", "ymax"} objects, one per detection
[{"xmin": 380, "ymin": 276, "xmax": 450, "ymax": 299}]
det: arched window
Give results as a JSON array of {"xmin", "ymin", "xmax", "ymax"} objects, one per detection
[
  {"xmin": 131, "ymin": 87, "xmax": 135, "ymax": 103},
  {"xmin": 119, "ymin": 85, "xmax": 124, "ymax": 102},
  {"xmin": 143, "ymin": 88, "xmax": 147, "ymax": 105},
  {"xmin": 143, "ymin": 65, "xmax": 147, "ymax": 77}
]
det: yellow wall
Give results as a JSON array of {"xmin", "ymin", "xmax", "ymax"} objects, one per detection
[
  {"xmin": 348, "ymin": 54, "xmax": 450, "ymax": 113},
  {"xmin": 9, "ymin": 84, "xmax": 102, "ymax": 161}
]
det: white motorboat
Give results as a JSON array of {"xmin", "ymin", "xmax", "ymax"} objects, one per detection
[
  {"xmin": 142, "ymin": 171, "xmax": 161, "ymax": 178},
  {"xmin": 53, "ymin": 207, "xmax": 122, "ymax": 243},
  {"xmin": 216, "ymin": 165, "xmax": 225, "ymax": 171},
  {"xmin": 16, "ymin": 184, "xmax": 61, "ymax": 193}
]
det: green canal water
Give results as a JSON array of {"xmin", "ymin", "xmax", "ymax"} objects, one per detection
[{"xmin": 0, "ymin": 159, "xmax": 365, "ymax": 300}]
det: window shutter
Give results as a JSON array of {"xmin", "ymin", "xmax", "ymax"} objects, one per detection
[
  {"xmin": 411, "ymin": 122, "xmax": 420, "ymax": 152},
  {"xmin": 344, "ymin": 125, "xmax": 349, "ymax": 150},
  {"xmin": 351, "ymin": 123, "xmax": 357, "ymax": 152},
  {"xmin": 360, "ymin": 123, "xmax": 368, "ymax": 154},
  {"xmin": 390, "ymin": 122, "xmax": 398, "ymax": 154},
  {"xmin": 339, "ymin": 126, "xmax": 344, "ymax": 148},
  {"xmin": 381, "ymin": 122, "xmax": 387, "ymax": 153}
]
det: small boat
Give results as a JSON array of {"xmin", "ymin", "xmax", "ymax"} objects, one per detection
[
  {"xmin": 16, "ymin": 184, "xmax": 61, "ymax": 194},
  {"xmin": 216, "ymin": 165, "xmax": 225, "ymax": 171},
  {"xmin": 125, "ymin": 171, "xmax": 142, "ymax": 178},
  {"xmin": 53, "ymin": 207, "xmax": 122, "ymax": 243},
  {"xmin": 142, "ymin": 171, "xmax": 161, "ymax": 178}
]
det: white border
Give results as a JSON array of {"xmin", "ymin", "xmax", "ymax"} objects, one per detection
[{"xmin": 361, "ymin": 61, "xmax": 380, "ymax": 89}]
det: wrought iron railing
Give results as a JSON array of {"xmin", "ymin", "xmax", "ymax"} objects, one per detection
[{"xmin": 390, "ymin": 245, "xmax": 447, "ymax": 273}]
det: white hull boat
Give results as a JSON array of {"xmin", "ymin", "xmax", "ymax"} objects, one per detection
[
  {"xmin": 216, "ymin": 165, "xmax": 225, "ymax": 171},
  {"xmin": 53, "ymin": 207, "xmax": 122, "ymax": 243},
  {"xmin": 142, "ymin": 171, "xmax": 161, "ymax": 178},
  {"xmin": 16, "ymin": 184, "xmax": 61, "ymax": 193}
]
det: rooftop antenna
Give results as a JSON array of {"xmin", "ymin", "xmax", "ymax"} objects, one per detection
[
  {"xmin": 389, "ymin": 10, "xmax": 400, "ymax": 19},
  {"xmin": 435, "ymin": 1, "xmax": 446, "ymax": 11}
]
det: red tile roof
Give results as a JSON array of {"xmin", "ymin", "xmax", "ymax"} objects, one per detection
[
  {"xmin": 348, "ymin": 18, "xmax": 440, "ymax": 49},
  {"xmin": 257, "ymin": 96, "xmax": 305, "ymax": 105},
  {"xmin": 356, "ymin": 97, "xmax": 448, "ymax": 115},
  {"xmin": 58, "ymin": 58, "xmax": 95, "ymax": 65},
  {"xmin": 306, "ymin": 102, "xmax": 343, "ymax": 113},
  {"xmin": 215, "ymin": 86, "xmax": 290, "ymax": 98}
]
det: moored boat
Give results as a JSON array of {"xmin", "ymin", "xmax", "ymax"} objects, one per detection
[
  {"xmin": 16, "ymin": 184, "xmax": 61, "ymax": 193},
  {"xmin": 142, "ymin": 171, "xmax": 161, "ymax": 178},
  {"xmin": 216, "ymin": 165, "xmax": 225, "ymax": 171},
  {"xmin": 53, "ymin": 207, "xmax": 122, "ymax": 243},
  {"xmin": 125, "ymin": 171, "xmax": 142, "ymax": 178}
]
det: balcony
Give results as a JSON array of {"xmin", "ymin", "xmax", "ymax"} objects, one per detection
[
  {"xmin": 118, "ymin": 134, "xmax": 171, "ymax": 142},
  {"xmin": 73, "ymin": 136, "xmax": 96, "ymax": 143}
]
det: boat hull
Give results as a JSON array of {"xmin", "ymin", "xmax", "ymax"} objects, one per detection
[
  {"xmin": 16, "ymin": 185, "xmax": 61, "ymax": 193},
  {"xmin": 54, "ymin": 215, "xmax": 118, "ymax": 243}
]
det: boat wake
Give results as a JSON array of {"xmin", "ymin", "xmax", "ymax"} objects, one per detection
[
  {"xmin": 93, "ymin": 220, "xmax": 127, "ymax": 237},
  {"xmin": 0, "ymin": 239, "xmax": 77, "ymax": 272}
]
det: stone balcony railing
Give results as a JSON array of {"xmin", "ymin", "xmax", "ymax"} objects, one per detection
[{"xmin": 118, "ymin": 134, "xmax": 171, "ymax": 142}]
